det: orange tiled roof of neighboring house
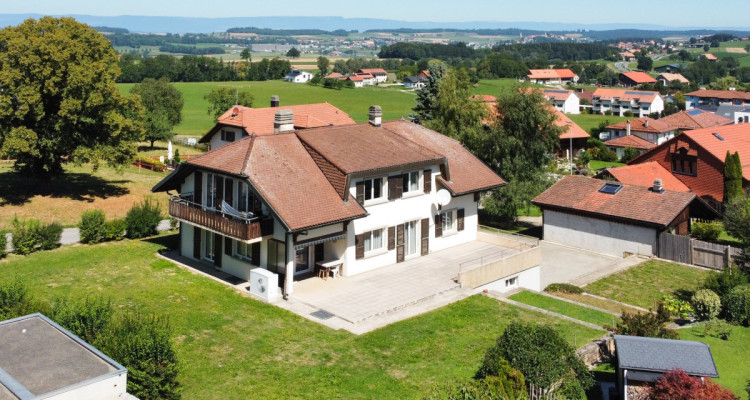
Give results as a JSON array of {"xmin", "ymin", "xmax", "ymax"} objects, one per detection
[
  {"xmin": 358, "ymin": 68, "xmax": 387, "ymax": 75},
  {"xmin": 686, "ymin": 89, "xmax": 750, "ymax": 101},
  {"xmin": 417, "ymin": 70, "xmax": 430, "ymax": 77},
  {"xmin": 679, "ymin": 124, "xmax": 750, "ymax": 180},
  {"xmin": 604, "ymin": 134, "xmax": 658, "ymax": 150},
  {"xmin": 324, "ymin": 72, "xmax": 343, "ymax": 79},
  {"xmin": 347, "ymin": 75, "xmax": 366, "ymax": 81},
  {"xmin": 659, "ymin": 110, "xmax": 733, "ymax": 130},
  {"xmin": 606, "ymin": 117, "xmax": 675, "ymax": 134},
  {"xmin": 703, "ymin": 53, "xmax": 718, "ymax": 60},
  {"xmin": 620, "ymin": 51, "xmax": 636, "ymax": 58},
  {"xmin": 527, "ymin": 69, "xmax": 576, "ymax": 79},
  {"xmin": 470, "ymin": 94, "xmax": 497, "ymax": 103},
  {"xmin": 593, "ymin": 88, "xmax": 659, "ymax": 103},
  {"xmin": 552, "ymin": 108, "xmax": 589, "ymax": 140},
  {"xmin": 605, "ymin": 162, "xmax": 690, "ymax": 192},
  {"xmin": 555, "ymin": 69, "xmax": 577, "ymax": 79},
  {"xmin": 657, "ymin": 73, "xmax": 689, "ymax": 84},
  {"xmin": 542, "ymin": 88, "xmax": 575, "ymax": 101},
  {"xmin": 533, "ymin": 175, "xmax": 701, "ymax": 228},
  {"xmin": 621, "ymin": 72, "xmax": 657, "ymax": 84}
]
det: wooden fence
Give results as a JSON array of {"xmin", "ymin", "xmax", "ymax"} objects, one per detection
[{"xmin": 658, "ymin": 232, "xmax": 741, "ymax": 270}]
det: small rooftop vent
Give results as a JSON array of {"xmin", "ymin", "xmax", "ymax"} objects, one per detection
[
  {"xmin": 598, "ymin": 182, "xmax": 623, "ymax": 195},
  {"xmin": 652, "ymin": 178, "xmax": 664, "ymax": 194},
  {"xmin": 713, "ymin": 132, "xmax": 725, "ymax": 141}
]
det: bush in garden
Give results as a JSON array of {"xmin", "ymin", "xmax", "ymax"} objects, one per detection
[
  {"xmin": 649, "ymin": 369, "xmax": 736, "ymax": 400},
  {"xmin": 691, "ymin": 220, "xmax": 722, "ymax": 242},
  {"xmin": 51, "ymin": 296, "xmax": 114, "ymax": 345},
  {"xmin": 544, "ymin": 283, "xmax": 583, "ymax": 294},
  {"xmin": 703, "ymin": 264, "xmax": 748, "ymax": 303},
  {"xmin": 611, "ymin": 302, "xmax": 678, "ymax": 339},
  {"xmin": 0, "ymin": 280, "xmax": 34, "ymax": 320},
  {"xmin": 125, "ymin": 198, "xmax": 163, "ymax": 239},
  {"xmin": 79, "ymin": 210, "xmax": 107, "ymax": 244},
  {"xmin": 661, "ymin": 294, "xmax": 694, "ymax": 319},
  {"xmin": 105, "ymin": 219, "xmax": 127, "ymax": 241},
  {"xmin": 0, "ymin": 231, "xmax": 6, "ymax": 259},
  {"xmin": 11, "ymin": 216, "xmax": 40, "ymax": 255},
  {"xmin": 38, "ymin": 222, "xmax": 62, "ymax": 250},
  {"xmin": 691, "ymin": 289, "xmax": 722, "ymax": 321},
  {"xmin": 724, "ymin": 284, "xmax": 750, "ymax": 326}
]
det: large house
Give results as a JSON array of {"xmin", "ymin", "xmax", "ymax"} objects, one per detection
[
  {"xmin": 198, "ymin": 97, "xmax": 355, "ymax": 150},
  {"xmin": 686, "ymin": 89, "xmax": 750, "ymax": 110},
  {"xmin": 602, "ymin": 117, "xmax": 676, "ymax": 146},
  {"xmin": 153, "ymin": 106, "xmax": 506, "ymax": 298},
  {"xmin": 285, "ymin": 69, "xmax": 314, "ymax": 83},
  {"xmin": 526, "ymin": 69, "xmax": 579, "ymax": 85},
  {"xmin": 592, "ymin": 89, "xmax": 664, "ymax": 117},
  {"xmin": 629, "ymin": 123, "xmax": 750, "ymax": 210},
  {"xmin": 656, "ymin": 72, "xmax": 689, "ymax": 86},
  {"xmin": 357, "ymin": 68, "xmax": 388, "ymax": 83},
  {"xmin": 659, "ymin": 109, "xmax": 732, "ymax": 130},
  {"xmin": 619, "ymin": 72, "xmax": 657, "ymax": 87},
  {"xmin": 542, "ymin": 89, "xmax": 580, "ymax": 114}
]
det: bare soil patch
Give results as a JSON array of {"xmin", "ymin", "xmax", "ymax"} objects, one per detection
[{"xmin": 726, "ymin": 47, "xmax": 747, "ymax": 53}]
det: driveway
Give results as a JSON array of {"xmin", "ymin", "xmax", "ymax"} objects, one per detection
[{"xmin": 539, "ymin": 241, "xmax": 624, "ymax": 288}]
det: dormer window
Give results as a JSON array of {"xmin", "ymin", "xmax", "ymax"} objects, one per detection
[
  {"xmin": 221, "ymin": 129, "xmax": 235, "ymax": 142},
  {"xmin": 364, "ymin": 177, "xmax": 383, "ymax": 201}
]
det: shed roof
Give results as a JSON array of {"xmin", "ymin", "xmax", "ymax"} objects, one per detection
[
  {"xmin": 614, "ymin": 335, "xmax": 719, "ymax": 377},
  {"xmin": 604, "ymin": 134, "xmax": 657, "ymax": 150},
  {"xmin": 621, "ymin": 72, "xmax": 657, "ymax": 84},
  {"xmin": 603, "ymin": 162, "xmax": 690, "ymax": 192},
  {"xmin": 606, "ymin": 117, "xmax": 675, "ymax": 134}
]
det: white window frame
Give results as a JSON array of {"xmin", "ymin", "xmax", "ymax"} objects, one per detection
[
  {"xmin": 505, "ymin": 276, "xmax": 518, "ymax": 288},
  {"xmin": 440, "ymin": 209, "xmax": 457, "ymax": 235},
  {"xmin": 235, "ymin": 240, "xmax": 257, "ymax": 264},
  {"xmin": 206, "ymin": 173, "xmax": 216, "ymax": 209},
  {"xmin": 402, "ymin": 171, "xmax": 421, "ymax": 195},
  {"xmin": 363, "ymin": 177, "xmax": 385, "ymax": 202},
  {"xmin": 363, "ymin": 228, "xmax": 386, "ymax": 255},
  {"xmin": 204, "ymin": 231, "xmax": 215, "ymax": 262}
]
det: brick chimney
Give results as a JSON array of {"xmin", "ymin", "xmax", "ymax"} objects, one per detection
[
  {"xmin": 274, "ymin": 109, "xmax": 294, "ymax": 133},
  {"xmin": 626, "ymin": 120, "xmax": 631, "ymax": 136},
  {"xmin": 368, "ymin": 105, "xmax": 382, "ymax": 127},
  {"xmin": 270, "ymin": 95, "xmax": 280, "ymax": 107}
]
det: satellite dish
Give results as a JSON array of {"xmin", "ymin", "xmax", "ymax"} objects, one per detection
[
  {"xmin": 436, "ymin": 189, "xmax": 452, "ymax": 206},
  {"xmin": 232, "ymin": 106, "xmax": 240, "ymax": 116}
]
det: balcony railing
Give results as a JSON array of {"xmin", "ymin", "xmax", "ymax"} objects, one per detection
[{"xmin": 169, "ymin": 195, "xmax": 273, "ymax": 241}]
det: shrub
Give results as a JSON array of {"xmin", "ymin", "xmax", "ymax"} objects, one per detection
[
  {"xmin": 691, "ymin": 289, "xmax": 722, "ymax": 321},
  {"xmin": 577, "ymin": 150, "xmax": 592, "ymax": 167},
  {"xmin": 692, "ymin": 221, "xmax": 722, "ymax": 241},
  {"xmin": 623, "ymin": 110, "xmax": 634, "ymax": 117},
  {"xmin": 724, "ymin": 284, "xmax": 750, "ymax": 326},
  {"xmin": 51, "ymin": 296, "xmax": 114, "ymax": 345},
  {"xmin": 423, "ymin": 376, "xmax": 527, "ymax": 400},
  {"xmin": 134, "ymin": 156, "xmax": 166, "ymax": 172},
  {"xmin": 37, "ymin": 222, "xmax": 62, "ymax": 250},
  {"xmin": 703, "ymin": 264, "xmax": 748, "ymax": 301},
  {"xmin": 661, "ymin": 294, "xmax": 694, "ymax": 319},
  {"xmin": 0, "ymin": 280, "xmax": 33, "ymax": 320},
  {"xmin": 11, "ymin": 216, "xmax": 40, "ymax": 255},
  {"xmin": 80, "ymin": 210, "xmax": 107, "ymax": 244},
  {"xmin": 544, "ymin": 283, "xmax": 583, "ymax": 294},
  {"xmin": 695, "ymin": 318, "xmax": 733, "ymax": 340},
  {"xmin": 0, "ymin": 230, "xmax": 6, "ymax": 259},
  {"xmin": 649, "ymin": 369, "xmax": 737, "ymax": 400},
  {"xmin": 619, "ymin": 147, "xmax": 639, "ymax": 163},
  {"xmin": 611, "ymin": 302, "xmax": 679, "ymax": 339},
  {"xmin": 105, "ymin": 219, "xmax": 127, "ymax": 241},
  {"xmin": 125, "ymin": 198, "xmax": 163, "ymax": 239}
]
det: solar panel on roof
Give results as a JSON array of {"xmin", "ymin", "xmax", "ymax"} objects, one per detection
[
  {"xmin": 687, "ymin": 109, "xmax": 704, "ymax": 116},
  {"xmin": 544, "ymin": 89, "xmax": 570, "ymax": 94},
  {"xmin": 598, "ymin": 182, "xmax": 623, "ymax": 195},
  {"xmin": 624, "ymin": 91, "xmax": 652, "ymax": 96}
]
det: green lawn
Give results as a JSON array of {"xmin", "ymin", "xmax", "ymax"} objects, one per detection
[
  {"xmin": 0, "ymin": 234, "xmax": 602, "ymax": 399},
  {"xmin": 683, "ymin": 326, "xmax": 750, "ymax": 399},
  {"xmin": 509, "ymin": 291, "xmax": 616, "ymax": 328},
  {"xmin": 584, "ymin": 260, "xmax": 712, "ymax": 309},
  {"xmin": 119, "ymin": 80, "xmax": 419, "ymax": 136},
  {"xmin": 567, "ymin": 114, "xmax": 630, "ymax": 135},
  {"xmin": 589, "ymin": 160, "xmax": 626, "ymax": 170},
  {"xmin": 471, "ymin": 79, "xmax": 522, "ymax": 97}
]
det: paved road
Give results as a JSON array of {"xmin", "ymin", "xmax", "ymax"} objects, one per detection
[{"xmin": 615, "ymin": 62, "xmax": 630, "ymax": 72}]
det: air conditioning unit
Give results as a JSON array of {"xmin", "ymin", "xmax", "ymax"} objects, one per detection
[{"xmin": 249, "ymin": 268, "xmax": 280, "ymax": 302}]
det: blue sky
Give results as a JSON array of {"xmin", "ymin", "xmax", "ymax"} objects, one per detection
[{"xmin": 6, "ymin": 0, "xmax": 750, "ymax": 28}]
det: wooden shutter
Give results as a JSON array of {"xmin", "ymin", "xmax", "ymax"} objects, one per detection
[
  {"xmin": 225, "ymin": 236, "xmax": 232, "ymax": 255},
  {"xmin": 435, "ymin": 213, "xmax": 443, "ymax": 238},
  {"xmin": 355, "ymin": 233, "xmax": 366, "ymax": 259},
  {"xmin": 214, "ymin": 234, "xmax": 222, "ymax": 267},
  {"xmin": 387, "ymin": 226, "xmax": 395, "ymax": 250},
  {"xmin": 194, "ymin": 171, "xmax": 203, "ymax": 206},
  {"xmin": 193, "ymin": 226, "xmax": 202, "ymax": 259},
  {"xmin": 388, "ymin": 175, "xmax": 403, "ymax": 200},
  {"xmin": 396, "ymin": 224, "xmax": 405, "ymax": 263},
  {"xmin": 423, "ymin": 169, "xmax": 432, "ymax": 193},
  {"xmin": 251, "ymin": 243, "xmax": 261, "ymax": 265},
  {"xmin": 356, "ymin": 180, "xmax": 365, "ymax": 204},
  {"xmin": 224, "ymin": 179, "xmax": 233, "ymax": 208},
  {"xmin": 216, "ymin": 177, "xmax": 224, "ymax": 210},
  {"xmin": 457, "ymin": 209, "xmax": 465, "ymax": 232},
  {"xmin": 420, "ymin": 218, "xmax": 429, "ymax": 256}
]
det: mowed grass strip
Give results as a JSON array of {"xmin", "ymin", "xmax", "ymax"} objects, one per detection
[
  {"xmin": 682, "ymin": 326, "xmax": 750, "ymax": 399},
  {"xmin": 584, "ymin": 259, "xmax": 713, "ymax": 310},
  {"xmin": 0, "ymin": 235, "xmax": 602, "ymax": 399},
  {"xmin": 509, "ymin": 291, "xmax": 616, "ymax": 327},
  {"xmin": 549, "ymin": 291, "xmax": 643, "ymax": 316},
  {"xmin": 567, "ymin": 113, "xmax": 630, "ymax": 135}
]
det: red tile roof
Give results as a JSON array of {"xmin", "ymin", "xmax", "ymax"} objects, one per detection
[
  {"xmin": 551, "ymin": 109, "xmax": 589, "ymax": 140},
  {"xmin": 656, "ymin": 73, "xmax": 689, "ymax": 84},
  {"xmin": 703, "ymin": 53, "xmax": 718, "ymax": 60},
  {"xmin": 542, "ymin": 89, "xmax": 575, "ymax": 101},
  {"xmin": 621, "ymin": 72, "xmax": 657, "ymax": 84},
  {"xmin": 533, "ymin": 175, "xmax": 699, "ymax": 228},
  {"xmin": 659, "ymin": 110, "xmax": 732, "ymax": 130},
  {"xmin": 593, "ymin": 88, "xmax": 660, "ymax": 103},
  {"xmin": 605, "ymin": 135, "xmax": 658, "ymax": 150},
  {"xmin": 324, "ymin": 72, "xmax": 343, "ymax": 79},
  {"xmin": 605, "ymin": 162, "xmax": 690, "ymax": 192},
  {"xmin": 199, "ymin": 103, "xmax": 355, "ymax": 142},
  {"xmin": 527, "ymin": 69, "xmax": 576, "ymax": 80},
  {"xmin": 686, "ymin": 89, "xmax": 750, "ymax": 101},
  {"xmin": 606, "ymin": 117, "xmax": 676, "ymax": 134},
  {"xmin": 679, "ymin": 124, "xmax": 750, "ymax": 180},
  {"xmin": 357, "ymin": 68, "xmax": 387, "ymax": 76}
]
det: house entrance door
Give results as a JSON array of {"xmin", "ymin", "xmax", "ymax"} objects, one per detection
[{"xmin": 403, "ymin": 220, "xmax": 418, "ymax": 257}]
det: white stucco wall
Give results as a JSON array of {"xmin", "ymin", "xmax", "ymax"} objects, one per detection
[
  {"xmin": 208, "ymin": 126, "xmax": 243, "ymax": 151},
  {"xmin": 475, "ymin": 265, "xmax": 541, "ymax": 293},
  {"xmin": 562, "ymin": 95, "xmax": 580, "ymax": 114},
  {"xmin": 48, "ymin": 372, "xmax": 127, "ymax": 400},
  {"xmin": 542, "ymin": 210, "xmax": 657, "ymax": 257}
]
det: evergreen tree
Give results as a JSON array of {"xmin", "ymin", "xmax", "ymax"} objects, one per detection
[
  {"xmin": 421, "ymin": 67, "xmax": 485, "ymax": 143},
  {"xmin": 724, "ymin": 151, "xmax": 743, "ymax": 204},
  {"xmin": 411, "ymin": 62, "xmax": 446, "ymax": 124}
]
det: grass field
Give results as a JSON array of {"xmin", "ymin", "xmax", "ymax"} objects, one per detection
[
  {"xmin": 0, "ymin": 234, "xmax": 602, "ymax": 399},
  {"xmin": 546, "ymin": 291, "xmax": 644, "ymax": 315},
  {"xmin": 509, "ymin": 291, "xmax": 617, "ymax": 327},
  {"xmin": 682, "ymin": 325, "xmax": 750, "ymax": 398},
  {"xmin": 568, "ymin": 113, "xmax": 630, "ymax": 135},
  {"xmin": 584, "ymin": 259, "xmax": 713, "ymax": 309},
  {"xmin": 0, "ymin": 163, "xmax": 167, "ymax": 229},
  {"xmin": 589, "ymin": 160, "xmax": 626, "ymax": 170}
]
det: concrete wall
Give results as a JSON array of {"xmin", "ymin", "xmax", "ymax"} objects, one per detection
[
  {"xmin": 476, "ymin": 264, "xmax": 541, "ymax": 293},
  {"xmin": 543, "ymin": 210, "xmax": 657, "ymax": 257},
  {"xmin": 458, "ymin": 246, "xmax": 542, "ymax": 289},
  {"xmin": 48, "ymin": 372, "xmax": 127, "ymax": 400}
]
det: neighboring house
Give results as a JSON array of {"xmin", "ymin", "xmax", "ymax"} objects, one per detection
[
  {"xmin": 702, "ymin": 53, "xmax": 718, "ymax": 61},
  {"xmin": 198, "ymin": 97, "xmax": 355, "ymax": 150},
  {"xmin": 0, "ymin": 313, "xmax": 133, "ymax": 400},
  {"xmin": 660, "ymin": 109, "xmax": 733, "ymax": 130},
  {"xmin": 603, "ymin": 117, "xmax": 676, "ymax": 145},
  {"xmin": 417, "ymin": 70, "xmax": 430, "ymax": 78},
  {"xmin": 620, "ymin": 51, "xmax": 636, "ymax": 61},
  {"xmin": 532, "ymin": 175, "xmax": 717, "ymax": 257},
  {"xmin": 357, "ymin": 68, "xmax": 388, "ymax": 83},
  {"xmin": 347, "ymin": 75, "xmax": 366, "ymax": 88},
  {"xmin": 592, "ymin": 89, "xmax": 664, "ymax": 117},
  {"xmin": 526, "ymin": 69, "xmax": 579, "ymax": 85},
  {"xmin": 614, "ymin": 335, "xmax": 719, "ymax": 400},
  {"xmin": 629, "ymin": 123, "xmax": 750, "ymax": 210},
  {"xmin": 403, "ymin": 76, "xmax": 427, "ymax": 89},
  {"xmin": 552, "ymin": 108, "xmax": 589, "ymax": 158},
  {"xmin": 353, "ymin": 72, "xmax": 377, "ymax": 86},
  {"xmin": 285, "ymin": 69, "xmax": 314, "ymax": 83},
  {"xmin": 715, "ymin": 104, "xmax": 750, "ymax": 124},
  {"xmin": 656, "ymin": 72, "xmax": 689, "ymax": 86},
  {"xmin": 619, "ymin": 71, "xmax": 657, "ymax": 87},
  {"xmin": 685, "ymin": 89, "xmax": 750, "ymax": 110},
  {"xmin": 153, "ymin": 106, "xmax": 506, "ymax": 297},
  {"xmin": 595, "ymin": 161, "xmax": 691, "ymax": 192},
  {"xmin": 542, "ymin": 89, "xmax": 580, "ymax": 114},
  {"xmin": 654, "ymin": 63, "xmax": 686, "ymax": 73},
  {"xmin": 605, "ymin": 135, "xmax": 657, "ymax": 159},
  {"xmin": 324, "ymin": 72, "xmax": 343, "ymax": 79}
]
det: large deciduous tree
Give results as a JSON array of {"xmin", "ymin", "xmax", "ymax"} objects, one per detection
[
  {"xmin": 317, "ymin": 56, "xmax": 330, "ymax": 76},
  {"xmin": 0, "ymin": 17, "xmax": 143, "ymax": 175},
  {"xmin": 204, "ymin": 87, "xmax": 254, "ymax": 119},
  {"xmin": 286, "ymin": 47, "xmax": 300, "ymax": 59},
  {"xmin": 417, "ymin": 67, "xmax": 485, "ymax": 143},
  {"xmin": 131, "ymin": 78, "xmax": 183, "ymax": 148}
]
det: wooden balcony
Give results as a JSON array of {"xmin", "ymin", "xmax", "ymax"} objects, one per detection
[{"xmin": 169, "ymin": 198, "xmax": 273, "ymax": 241}]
